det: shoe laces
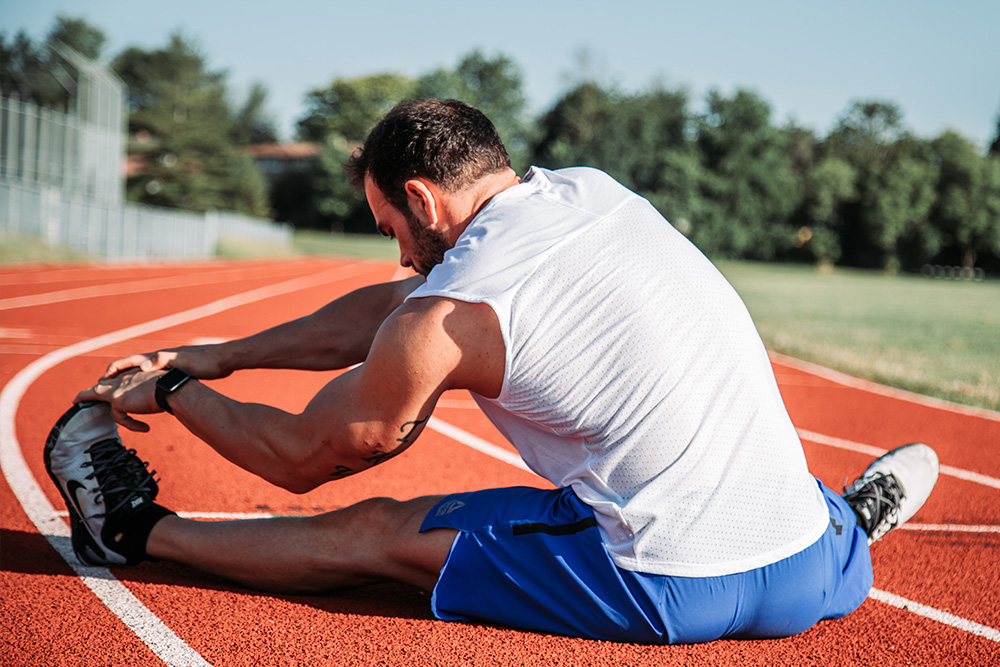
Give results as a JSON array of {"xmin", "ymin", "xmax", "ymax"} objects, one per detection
[
  {"xmin": 82, "ymin": 438, "xmax": 158, "ymax": 518},
  {"xmin": 843, "ymin": 472, "xmax": 905, "ymax": 541}
]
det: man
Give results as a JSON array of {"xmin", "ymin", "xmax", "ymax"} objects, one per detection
[{"xmin": 46, "ymin": 99, "xmax": 939, "ymax": 643}]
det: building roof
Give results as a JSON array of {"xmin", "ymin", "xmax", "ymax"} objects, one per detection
[{"xmin": 244, "ymin": 143, "xmax": 322, "ymax": 160}]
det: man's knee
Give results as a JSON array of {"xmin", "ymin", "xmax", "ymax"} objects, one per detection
[{"xmin": 308, "ymin": 495, "xmax": 450, "ymax": 586}]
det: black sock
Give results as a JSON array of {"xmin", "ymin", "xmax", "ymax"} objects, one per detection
[{"xmin": 104, "ymin": 503, "xmax": 176, "ymax": 564}]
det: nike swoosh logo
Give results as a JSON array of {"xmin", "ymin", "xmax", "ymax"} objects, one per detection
[{"xmin": 66, "ymin": 480, "xmax": 97, "ymax": 534}]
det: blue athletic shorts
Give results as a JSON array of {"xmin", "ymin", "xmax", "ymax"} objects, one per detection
[{"xmin": 420, "ymin": 480, "xmax": 872, "ymax": 644}]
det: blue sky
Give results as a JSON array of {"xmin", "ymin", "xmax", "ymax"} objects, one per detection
[{"xmin": 6, "ymin": 0, "xmax": 999, "ymax": 149}]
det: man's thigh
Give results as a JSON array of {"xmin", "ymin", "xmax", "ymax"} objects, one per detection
[
  {"xmin": 419, "ymin": 486, "xmax": 668, "ymax": 643},
  {"xmin": 416, "ymin": 482, "xmax": 871, "ymax": 644}
]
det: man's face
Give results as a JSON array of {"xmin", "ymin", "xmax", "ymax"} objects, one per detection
[
  {"xmin": 400, "ymin": 204, "xmax": 451, "ymax": 277},
  {"xmin": 365, "ymin": 177, "xmax": 451, "ymax": 277}
]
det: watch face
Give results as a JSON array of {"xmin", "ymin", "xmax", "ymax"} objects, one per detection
[
  {"xmin": 156, "ymin": 368, "xmax": 191, "ymax": 414},
  {"xmin": 160, "ymin": 368, "xmax": 191, "ymax": 391}
]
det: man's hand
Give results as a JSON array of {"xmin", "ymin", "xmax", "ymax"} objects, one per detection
[
  {"xmin": 103, "ymin": 345, "xmax": 230, "ymax": 381},
  {"xmin": 74, "ymin": 368, "xmax": 170, "ymax": 433}
]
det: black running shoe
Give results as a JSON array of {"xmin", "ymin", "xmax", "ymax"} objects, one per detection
[
  {"xmin": 842, "ymin": 443, "xmax": 939, "ymax": 544},
  {"xmin": 44, "ymin": 401, "xmax": 169, "ymax": 565}
]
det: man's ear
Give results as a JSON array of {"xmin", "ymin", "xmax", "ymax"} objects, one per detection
[{"xmin": 403, "ymin": 179, "xmax": 439, "ymax": 225}]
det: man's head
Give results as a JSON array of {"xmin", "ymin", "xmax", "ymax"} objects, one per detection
[
  {"xmin": 348, "ymin": 99, "xmax": 515, "ymax": 276},
  {"xmin": 346, "ymin": 98, "xmax": 511, "ymax": 215}
]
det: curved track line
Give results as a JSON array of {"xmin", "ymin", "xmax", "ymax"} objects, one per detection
[
  {"xmin": 869, "ymin": 589, "xmax": 1000, "ymax": 642},
  {"xmin": 771, "ymin": 351, "xmax": 1000, "ymax": 423},
  {"xmin": 1, "ymin": 262, "xmax": 376, "ymax": 667},
  {"xmin": 427, "ymin": 417, "xmax": 533, "ymax": 472},
  {"xmin": 798, "ymin": 428, "xmax": 1000, "ymax": 490},
  {"xmin": 0, "ymin": 264, "xmax": 316, "ymax": 311}
]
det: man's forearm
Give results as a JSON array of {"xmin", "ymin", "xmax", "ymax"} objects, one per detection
[
  {"xmin": 164, "ymin": 378, "xmax": 355, "ymax": 493},
  {"xmin": 217, "ymin": 275, "xmax": 424, "ymax": 373}
]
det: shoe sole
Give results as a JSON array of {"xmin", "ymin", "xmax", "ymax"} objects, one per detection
[{"xmin": 43, "ymin": 401, "xmax": 123, "ymax": 566}]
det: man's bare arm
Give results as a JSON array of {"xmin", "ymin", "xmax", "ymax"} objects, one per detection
[
  {"xmin": 104, "ymin": 275, "xmax": 425, "ymax": 380},
  {"xmin": 78, "ymin": 296, "xmax": 505, "ymax": 492}
]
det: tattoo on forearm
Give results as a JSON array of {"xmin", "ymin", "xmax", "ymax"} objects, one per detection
[
  {"xmin": 329, "ymin": 416, "xmax": 428, "ymax": 479},
  {"xmin": 397, "ymin": 416, "xmax": 429, "ymax": 444},
  {"xmin": 362, "ymin": 450, "xmax": 395, "ymax": 466}
]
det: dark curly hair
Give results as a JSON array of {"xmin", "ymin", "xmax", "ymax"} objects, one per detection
[{"xmin": 346, "ymin": 99, "xmax": 511, "ymax": 214}]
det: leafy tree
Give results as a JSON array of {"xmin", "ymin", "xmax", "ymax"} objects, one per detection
[
  {"xmin": 859, "ymin": 152, "xmax": 938, "ymax": 273},
  {"xmin": 824, "ymin": 100, "xmax": 944, "ymax": 271},
  {"xmin": 990, "ymin": 111, "xmax": 1000, "ymax": 157},
  {"xmin": 533, "ymin": 81, "xmax": 702, "ymax": 229},
  {"xmin": 692, "ymin": 88, "xmax": 801, "ymax": 259},
  {"xmin": 803, "ymin": 156, "xmax": 857, "ymax": 266},
  {"xmin": 113, "ymin": 33, "xmax": 270, "ymax": 217},
  {"xmin": 532, "ymin": 82, "xmax": 618, "ymax": 168},
  {"xmin": 289, "ymin": 73, "xmax": 414, "ymax": 231},
  {"xmin": 826, "ymin": 100, "xmax": 907, "ymax": 165},
  {"xmin": 46, "ymin": 15, "xmax": 106, "ymax": 61},
  {"xmin": 415, "ymin": 50, "xmax": 532, "ymax": 172},
  {"xmin": 930, "ymin": 131, "xmax": 1000, "ymax": 269},
  {"xmin": 1, "ymin": 16, "xmax": 111, "ymax": 110},
  {"xmin": 231, "ymin": 81, "xmax": 279, "ymax": 145},
  {"xmin": 297, "ymin": 73, "xmax": 415, "ymax": 143}
]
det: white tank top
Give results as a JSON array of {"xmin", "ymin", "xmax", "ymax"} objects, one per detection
[{"xmin": 409, "ymin": 166, "xmax": 829, "ymax": 577}]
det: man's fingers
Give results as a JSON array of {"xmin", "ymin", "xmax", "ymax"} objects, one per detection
[
  {"xmin": 73, "ymin": 386, "xmax": 104, "ymax": 405},
  {"xmin": 103, "ymin": 354, "xmax": 153, "ymax": 379},
  {"xmin": 114, "ymin": 410, "xmax": 150, "ymax": 433}
]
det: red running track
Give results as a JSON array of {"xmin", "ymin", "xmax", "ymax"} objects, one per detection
[{"xmin": 2, "ymin": 258, "xmax": 998, "ymax": 666}]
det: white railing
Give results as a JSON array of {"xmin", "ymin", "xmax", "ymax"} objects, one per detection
[{"xmin": 1, "ymin": 179, "xmax": 291, "ymax": 261}]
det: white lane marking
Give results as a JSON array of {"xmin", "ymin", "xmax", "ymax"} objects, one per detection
[
  {"xmin": 427, "ymin": 417, "xmax": 533, "ymax": 473},
  {"xmin": 42, "ymin": 529, "xmax": 212, "ymax": 666},
  {"xmin": 770, "ymin": 351, "xmax": 1000, "ymax": 423},
  {"xmin": 0, "ymin": 261, "xmax": 377, "ymax": 667},
  {"xmin": 869, "ymin": 588, "xmax": 1000, "ymax": 642},
  {"xmin": 50, "ymin": 509, "xmax": 1000, "ymax": 534},
  {"xmin": 900, "ymin": 524, "xmax": 1000, "ymax": 533},
  {"xmin": 0, "ymin": 264, "xmax": 318, "ymax": 311},
  {"xmin": 797, "ymin": 428, "xmax": 1000, "ymax": 491}
]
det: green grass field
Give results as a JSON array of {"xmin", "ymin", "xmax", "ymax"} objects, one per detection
[
  {"xmin": 717, "ymin": 261, "xmax": 999, "ymax": 413},
  {"xmin": 2, "ymin": 232, "xmax": 996, "ymax": 412}
]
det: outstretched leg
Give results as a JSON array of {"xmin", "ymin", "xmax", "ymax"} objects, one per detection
[
  {"xmin": 147, "ymin": 496, "xmax": 456, "ymax": 593},
  {"xmin": 44, "ymin": 401, "xmax": 455, "ymax": 592}
]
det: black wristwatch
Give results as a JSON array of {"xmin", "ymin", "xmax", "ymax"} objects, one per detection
[{"xmin": 155, "ymin": 368, "xmax": 193, "ymax": 414}]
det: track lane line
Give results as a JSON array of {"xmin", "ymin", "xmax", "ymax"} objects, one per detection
[
  {"xmin": 868, "ymin": 589, "xmax": 1000, "ymax": 642},
  {"xmin": 1, "ymin": 261, "xmax": 379, "ymax": 667},
  {"xmin": 50, "ymin": 509, "xmax": 1000, "ymax": 533},
  {"xmin": 0, "ymin": 263, "xmax": 328, "ymax": 311},
  {"xmin": 797, "ymin": 428, "xmax": 1000, "ymax": 490},
  {"xmin": 771, "ymin": 351, "xmax": 1000, "ymax": 423}
]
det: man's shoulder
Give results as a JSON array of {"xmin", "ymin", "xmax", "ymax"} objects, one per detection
[{"xmin": 382, "ymin": 295, "xmax": 504, "ymax": 398}]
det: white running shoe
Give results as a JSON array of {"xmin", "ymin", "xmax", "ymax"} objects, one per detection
[
  {"xmin": 44, "ymin": 401, "xmax": 164, "ymax": 565},
  {"xmin": 842, "ymin": 443, "xmax": 939, "ymax": 544}
]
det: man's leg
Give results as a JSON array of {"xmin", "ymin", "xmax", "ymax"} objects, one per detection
[
  {"xmin": 44, "ymin": 401, "xmax": 456, "ymax": 592},
  {"xmin": 146, "ymin": 496, "xmax": 457, "ymax": 593}
]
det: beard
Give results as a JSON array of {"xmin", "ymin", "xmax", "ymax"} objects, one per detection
[{"xmin": 404, "ymin": 207, "xmax": 452, "ymax": 276}]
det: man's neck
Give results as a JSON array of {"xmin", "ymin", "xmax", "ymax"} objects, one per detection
[{"xmin": 443, "ymin": 168, "xmax": 522, "ymax": 243}]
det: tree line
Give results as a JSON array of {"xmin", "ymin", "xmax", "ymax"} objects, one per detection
[{"xmin": 5, "ymin": 16, "xmax": 1000, "ymax": 273}]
